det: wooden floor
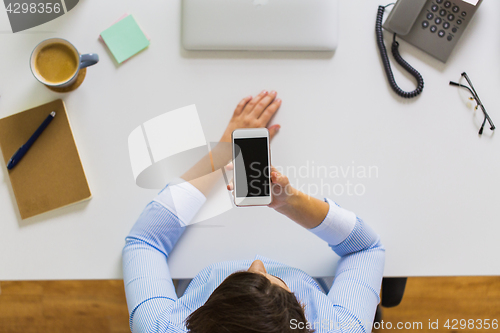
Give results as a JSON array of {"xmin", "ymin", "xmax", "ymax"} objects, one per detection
[
  {"xmin": 0, "ymin": 280, "xmax": 130, "ymax": 333},
  {"xmin": 0, "ymin": 277, "xmax": 499, "ymax": 333},
  {"xmin": 375, "ymin": 276, "xmax": 500, "ymax": 333}
]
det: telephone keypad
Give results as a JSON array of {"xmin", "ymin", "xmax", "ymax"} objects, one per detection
[
  {"xmin": 392, "ymin": 0, "xmax": 481, "ymax": 62},
  {"xmin": 423, "ymin": 1, "xmax": 471, "ymax": 43}
]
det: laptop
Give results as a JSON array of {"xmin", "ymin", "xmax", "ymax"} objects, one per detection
[{"xmin": 181, "ymin": 0, "xmax": 338, "ymax": 51}]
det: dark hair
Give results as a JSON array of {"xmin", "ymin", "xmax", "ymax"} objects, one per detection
[{"xmin": 185, "ymin": 271, "xmax": 314, "ymax": 333}]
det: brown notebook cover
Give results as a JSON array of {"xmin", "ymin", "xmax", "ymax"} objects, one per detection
[{"xmin": 0, "ymin": 99, "xmax": 91, "ymax": 219}]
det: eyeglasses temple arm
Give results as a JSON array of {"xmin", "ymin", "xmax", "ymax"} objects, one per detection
[
  {"xmin": 479, "ymin": 104, "xmax": 496, "ymax": 130},
  {"xmin": 479, "ymin": 117, "xmax": 487, "ymax": 135}
]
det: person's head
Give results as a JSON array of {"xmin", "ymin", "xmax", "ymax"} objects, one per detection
[{"xmin": 185, "ymin": 260, "xmax": 313, "ymax": 333}]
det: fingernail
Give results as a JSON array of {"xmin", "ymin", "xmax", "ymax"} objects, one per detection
[
  {"xmin": 270, "ymin": 90, "xmax": 277, "ymax": 95},
  {"xmin": 247, "ymin": 95, "xmax": 252, "ymax": 99},
  {"xmin": 262, "ymin": 90, "xmax": 268, "ymax": 94},
  {"xmin": 276, "ymin": 98, "xmax": 282, "ymax": 103}
]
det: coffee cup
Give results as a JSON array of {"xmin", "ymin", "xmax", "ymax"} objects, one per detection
[{"xmin": 30, "ymin": 38, "xmax": 99, "ymax": 88}]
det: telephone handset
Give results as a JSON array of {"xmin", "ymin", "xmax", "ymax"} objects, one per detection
[
  {"xmin": 384, "ymin": 1, "xmax": 428, "ymax": 36},
  {"xmin": 376, "ymin": 0, "xmax": 482, "ymax": 98}
]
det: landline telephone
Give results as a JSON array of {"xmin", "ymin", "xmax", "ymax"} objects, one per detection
[{"xmin": 376, "ymin": 0, "xmax": 482, "ymax": 98}]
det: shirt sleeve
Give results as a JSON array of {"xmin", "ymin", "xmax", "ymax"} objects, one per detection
[
  {"xmin": 309, "ymin": 198, "xmax": 385, "ymax": 333},
  {"xmin": 122, "ymin": 179, "xmax": 206, "ymax": 332}
]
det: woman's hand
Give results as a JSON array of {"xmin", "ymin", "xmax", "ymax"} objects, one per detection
[
  {"xmin": 220, "ymin": 90, "xmax": 282, "ymax": 142},
  {"xmin": 268, "ymin": 167, "xmax": 297, "ymax": 210},
  {"xmin": 182, "ymin": 91, "xmax": 281, "ymax": 196},
  {"xmin": 225, "ymin": 165, "xmax": 297, "ymax": 211},
  {"xmin": 226, "ymin": 165, "xmax": 328, "ymax": 229}
]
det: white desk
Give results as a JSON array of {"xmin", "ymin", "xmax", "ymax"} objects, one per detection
[{"xmin": 1, "ymin": 0, "xmax": 499, "ymax": 280}]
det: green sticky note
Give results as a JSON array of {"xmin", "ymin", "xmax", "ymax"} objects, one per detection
[{"xmin": 100, "ymin": 15, "xmax": 150, "ymax": 64}]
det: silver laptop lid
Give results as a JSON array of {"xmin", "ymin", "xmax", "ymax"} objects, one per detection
[{"xmin": 182, "ymin": 0, "xmax": 338, "ymax": 51}]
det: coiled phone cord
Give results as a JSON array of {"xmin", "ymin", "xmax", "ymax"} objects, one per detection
[{"xmin": 376, "ymin": 5, "xmax": 424, "ymax": 98}]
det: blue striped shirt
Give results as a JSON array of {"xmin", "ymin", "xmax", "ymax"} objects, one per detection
[{"xmin": 123, "ymin": 181, "xmax": 385, "ymax": 333}]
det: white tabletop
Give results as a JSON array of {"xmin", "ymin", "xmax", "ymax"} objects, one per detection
[{"xmin": 1, "ymin": 0, "xmax": 499, "ymax": 280}]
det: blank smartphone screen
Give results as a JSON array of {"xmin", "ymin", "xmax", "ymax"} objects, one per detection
[{"xmin": 234, "ymin": 137, "xmax": 270, "ymax": 197}]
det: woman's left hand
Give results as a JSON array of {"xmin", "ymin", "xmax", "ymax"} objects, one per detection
[{"xmin": 220, "ymin": 90, "xmax": 282, "ymax": 142}]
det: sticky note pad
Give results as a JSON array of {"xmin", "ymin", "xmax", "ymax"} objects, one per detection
[{"xmin": 100, "ymin": 15, "xmax": 150, "ymax": 64}]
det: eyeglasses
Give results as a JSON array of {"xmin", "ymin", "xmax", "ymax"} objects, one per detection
[{"xmin": 449, "ymin": 72, "xmax": 495, "ymax": 135}]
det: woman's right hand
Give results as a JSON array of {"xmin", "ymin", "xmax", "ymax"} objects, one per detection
[
  {"xmin": 225, "ymin": 165, "xmax": 297, "ymax": 211},
  {"xmin": 267, "ymin": 167, "xmax": 297, "ymax": 211},
  {"xmin": 226, "ymin": 165, "xmax": 328, "ymax": 229},
  {"xmin": 269, "ymin": 168, "xmax": 329, "ymax": 229}
]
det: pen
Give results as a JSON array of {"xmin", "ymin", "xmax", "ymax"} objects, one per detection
[{"xmin": 7, "ymin": 111, "xmax": 56, "ymax": 170}]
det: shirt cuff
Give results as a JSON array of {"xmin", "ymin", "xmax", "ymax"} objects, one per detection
[
  {"xmin": 308, "ymin": 198, "xmax": 356, "ymax": 246},
  {"xmin": 153, "ymin": 178, "xmax": 206, "ymax": 227}
]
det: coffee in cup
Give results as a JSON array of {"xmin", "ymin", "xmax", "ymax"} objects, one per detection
[
  {"xmin": 30, "ymin": 38, "xmax": 99, "ymax": 89},
  {"xmin": 35, "ymin": 43, "xmax": 79, "ymax": 85}
]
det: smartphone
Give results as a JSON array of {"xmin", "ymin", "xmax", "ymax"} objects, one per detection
[{"xmin": 232, "ymin": 128, "xmax": 272, "ymax": 207}]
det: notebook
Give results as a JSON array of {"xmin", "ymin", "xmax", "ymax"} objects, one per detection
[{"xmin": 0, "ymin": 99, "xmax": 91, "ymax": 219}]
